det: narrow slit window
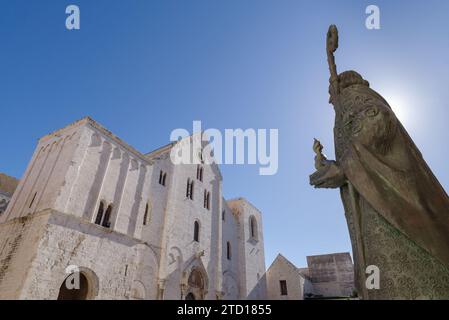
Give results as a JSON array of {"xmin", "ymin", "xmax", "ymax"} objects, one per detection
[
  {"xmin": 194, "ymin": 221, "xmax": 200, "ymax": 242},
  {"xmin": 143, "ymin": 203, "xmax": 150, "ymax": 225},
  {"xmin": 206, "ymin": 192, "xmax": 210, "ymax": 210},
  {"xmin": 95, "ymin": 202, "xmax": 104, "ymax": 225},
  {"xmin": 102, "ymin": 205, "xmax": 112, "ymax": 228},
  {"xmin": 29, "ymin": 192, "xmax": 37, "ymax": 208},
  {"xmin": 189, "ymin": 181, "xmax": 194, "ymax": 200},
  {"xmin": 186, "ymin": 179, "xmax": 191, "ymax": 198}
]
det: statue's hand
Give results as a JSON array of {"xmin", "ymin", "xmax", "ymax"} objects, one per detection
[{"xmin": 309, "ymin": 160, "xmax": 346, "ymax": 189}]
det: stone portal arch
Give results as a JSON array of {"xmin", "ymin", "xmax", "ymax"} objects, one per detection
[
  {"xmin": 185, "ymin": 292, "xmax": 196, "ymax": 300},
  {"xmin": 130, "ymin": 280, "xmax": 146, "ymax": 300},
  {"xmin": 57, "ymin": 267, "xmax": 99, "ymax": 300},
  {"xmin": 184, "ymin": 267, "xmax": 207, "ymax": 300}
]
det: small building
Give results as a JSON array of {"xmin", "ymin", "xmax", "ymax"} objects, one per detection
[{"xmin": 266, "ymin": 252, "xmax": 355, "ymax": 299}]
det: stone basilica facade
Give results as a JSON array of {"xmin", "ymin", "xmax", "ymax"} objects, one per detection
[{"xmin": 0, "ymin": 117, "xmax": 267, "ymax": 300}]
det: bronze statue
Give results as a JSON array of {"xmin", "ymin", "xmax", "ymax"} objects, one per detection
[{"xmin": 310, "ymin": 25, "xmax": 449, "ymax": 299}]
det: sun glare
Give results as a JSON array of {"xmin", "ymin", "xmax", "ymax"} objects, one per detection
[{"xmin": 375, "ymin": 85, "xmax": 419, "ymax": 132}]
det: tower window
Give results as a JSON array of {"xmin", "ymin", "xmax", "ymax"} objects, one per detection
[
  {"xmin": 226, "ymin": 241, "xmax": 231, "ymax": 260},
  {"xmin": 280, "ymin": 280, "xmax": 288, "ymax": 296},
  {"xmin": 222, "ymin": 210, "xmax": 225, "ymax": 221},
  {"xmin": 194, "ymin": 221, "xmax": 200, "ymax": 242},
  {"xmin": 250, "ymin": 216, "xmax": 258, "ymax": 240}
]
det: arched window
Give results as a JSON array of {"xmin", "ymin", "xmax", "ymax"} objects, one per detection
[
  {"xmin": 159, "ymin": 171, "xmax": 167, "ymax": 186},
  {"xmin": 94, "ymin": 201, "xmax": 104, "ymax": 225},
  {"xmin": 194, "ymin": 221, "xmax": 200, "ymax": 242},
  {"xmin": 159, "ymin": 170, "xmax": 163, "ymax": 184},
  {"xmin": 102, "ymin": 205, "xmax": 112, "ymax": 228},
  {"xmin": 226, "ymin": 241, "xmax": 231, "ymax": 260},
  {"xmin": 250, "ymin": 216, "xmax": 258, "ymax": 240},
  {"xmin": 143, "ymin": 202, "xmax": 150, "ymax": 225}
]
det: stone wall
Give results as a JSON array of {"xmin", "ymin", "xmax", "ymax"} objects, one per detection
[
  {"xmin": 150, "ymin": 135, "xmax": 223, "ymax": 300},
  {"xmin": 221, "ymin": 200, "xmax": 240, "ymax": 299},
  {"xmin": 17, "ymin": 211, "xmax": 159, "ymax": 300},
  {"xmin": 228, "ymin": 198, "xmax": 267, "ymax": 299},
  {"xmin": 0, "ymin": 213, "xmax": 50, "ymax": 299},
  {"xmin": 306, "ymin": 252, "xmax": 354, "ymax": 297}
]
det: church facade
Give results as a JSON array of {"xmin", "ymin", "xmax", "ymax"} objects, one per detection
[{"xmin": 0, "ymin": 117, "xmax": 267, "ymax": 300}]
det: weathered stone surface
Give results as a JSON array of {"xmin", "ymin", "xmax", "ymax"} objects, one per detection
[
  {"xmin": 0, "ymin": 117, "xmax": 267, "ymax": 300},
  {"xmin": 306, "ymin": 252, "xmax": 354, "ymax": 297}
]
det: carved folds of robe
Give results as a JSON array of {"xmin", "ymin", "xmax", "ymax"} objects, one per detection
[{"xmin": 334, "ymin": 77, "xmax": 449, "ymax": 299}]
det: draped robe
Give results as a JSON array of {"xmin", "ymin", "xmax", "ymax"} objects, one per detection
[{"xmin": 334, "ymin": 84, "xmax": 449, "ymax": 299}]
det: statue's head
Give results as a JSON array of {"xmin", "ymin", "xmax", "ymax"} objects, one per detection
[{"xmin": 331, "ymin": 70, "xmax": 398, "ymax": 155}]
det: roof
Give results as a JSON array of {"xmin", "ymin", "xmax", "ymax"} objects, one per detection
[
  {"xmin": 267, "ymin": 253, "xmax": 308, "ymax": 280},
  {"xmin": 226, "ymin": 197, "xmax": 262, "ymax": 215},
  {"xmin": 39, "ymin": 117, "xmax": 153, "ymax": 165}
]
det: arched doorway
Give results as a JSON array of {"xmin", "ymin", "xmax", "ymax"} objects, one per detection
[
  {"xmin": 185, "ymin": 292, "xmax": 196, "ymax": 300},
  {"xmin": 186, "ymin": 268, "xmax": 205, "ymax": 300},
  {"xmin": 57, "ymin": 273, "xmax": 89, "ymax": 300}
]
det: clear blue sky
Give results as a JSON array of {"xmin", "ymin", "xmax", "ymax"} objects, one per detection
[{"xmin": 1, "ymin": 0, "xmax": 449, "ymax": 268}]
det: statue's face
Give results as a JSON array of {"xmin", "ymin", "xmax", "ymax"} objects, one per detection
[{"xmin": 338, "ymin": 87, "xmax": 398, "ymax": 154}]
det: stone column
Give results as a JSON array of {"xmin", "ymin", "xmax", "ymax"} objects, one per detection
[{"xmin": 157, "ymin": 279, "xmax": 166, "ymax": 300}]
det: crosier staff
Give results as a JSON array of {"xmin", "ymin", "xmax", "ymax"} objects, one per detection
[{"xmin": 327, "ymin": 25, "xmax": 340, "ymax": 101}]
